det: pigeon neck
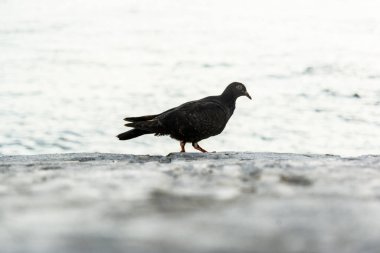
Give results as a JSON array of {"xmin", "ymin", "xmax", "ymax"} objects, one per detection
[{"xmin": 221, "ymin": 91, "xmax": 237, "ymax": 108}]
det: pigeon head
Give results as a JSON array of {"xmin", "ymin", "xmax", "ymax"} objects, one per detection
[{"xmin": 222, "ymin": 82, "xmax": 252, "ymax": 100}]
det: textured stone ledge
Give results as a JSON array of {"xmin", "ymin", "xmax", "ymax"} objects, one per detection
[{"xmin": 1, "ymin": 152, "xmax": 380, "ymax": 253}]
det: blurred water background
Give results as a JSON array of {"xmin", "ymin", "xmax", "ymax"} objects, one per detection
[{"xmin": 1, "ymin": 0, "xmax": 380, "ymax": 156}]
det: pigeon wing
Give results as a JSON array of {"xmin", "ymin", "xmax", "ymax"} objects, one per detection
[{"xmin": 158, "ymin": 100, "xmax": 230, "ymax": 141}]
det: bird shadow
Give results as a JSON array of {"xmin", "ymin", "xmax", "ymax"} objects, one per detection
[{"xmin": 166, "ymin": 151, "xmax": 216, "ymax": 157}]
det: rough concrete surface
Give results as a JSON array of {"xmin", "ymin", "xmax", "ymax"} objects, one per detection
[{"xmin": 1, "ymin": 152, "xmax": 380, "ymax": 253}]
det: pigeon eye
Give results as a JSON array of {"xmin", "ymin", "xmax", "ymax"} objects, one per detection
[{"xmin": 236, "ymin": 85, "xmax": 243, "ymax": 90}]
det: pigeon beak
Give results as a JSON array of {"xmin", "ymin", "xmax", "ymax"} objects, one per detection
[{"xmin": 244, "ymin": 91, "xmax": 252, "ymax": 100}]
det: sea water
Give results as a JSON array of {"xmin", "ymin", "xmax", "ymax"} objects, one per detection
[{"xmin": 1, "ymin": 0, "xmax": 380, "ymax": 155}]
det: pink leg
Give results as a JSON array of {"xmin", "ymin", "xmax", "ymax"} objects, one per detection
[
  {"xmin": 192, "ymin": 142, "xmax": 207, "ymax": 153},
  {"xmin": 180, "ymin": 141, "xmax": 186, "ymax": 152}
]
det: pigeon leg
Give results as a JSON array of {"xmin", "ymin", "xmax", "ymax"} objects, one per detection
[
  {"xmin": 180, "ymin": 141, "xmax": 186, "ymax": 152},
  {"xmin": 192, "ymin": 142, "xmax": 208, "ymax": 153}
]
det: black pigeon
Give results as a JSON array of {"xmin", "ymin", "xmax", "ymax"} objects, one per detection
[{"xmin": 117, "ymin": 82, "xmax": 251, "ymax": 152}]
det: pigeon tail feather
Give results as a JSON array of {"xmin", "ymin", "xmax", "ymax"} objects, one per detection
[
  {"xmin": 117, "ymin": 129, "xmax": 149, "ymax": 140},
  {"xmin": 125, "ymin": 119, "xmax": 164, "ymax": 133},
  {"xmin": 124, "ymin": 114, "xmax": 158, "ymax": 122}
]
